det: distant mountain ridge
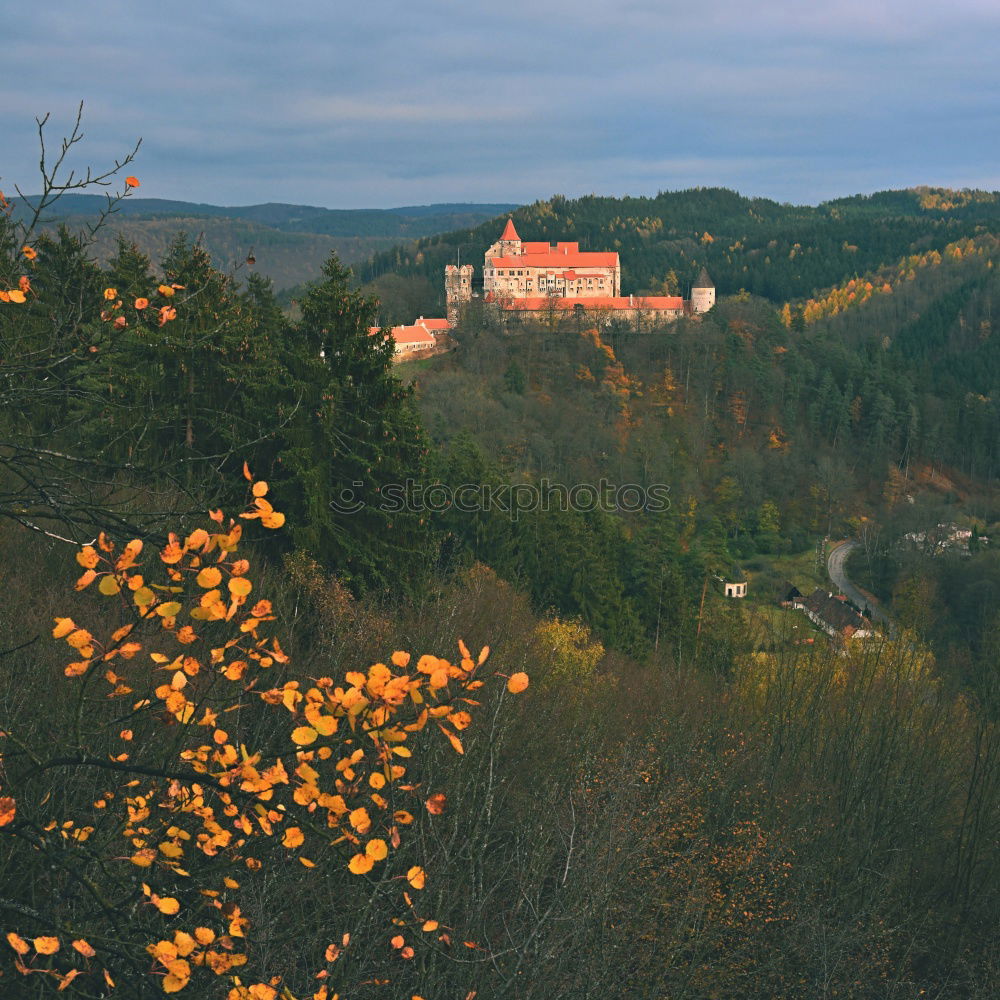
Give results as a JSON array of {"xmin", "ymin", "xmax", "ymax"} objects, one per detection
[{"xmin": 20, "ymin": 195, "xmax": 519, "ymax": 238}]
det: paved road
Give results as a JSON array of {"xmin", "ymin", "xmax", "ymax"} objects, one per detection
[{"xmin": 827, "ymin": 540, "xmax": 895, "ymax": 633}]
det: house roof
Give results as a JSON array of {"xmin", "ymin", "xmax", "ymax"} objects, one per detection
[
  {"xmin": 801, "ymin": 588, "xmax": 870, "ymax": 632},
  {"xmin": 368, "ymin": 324, "xmax": 437, "ymax": 347},
  {"xmin": 500, "ymin": 218, "xmax": 520, "ymax": 241},
  {"xmin": 488, "ymin": 251, "xmax": 620, "ymax": 269},
  {"xmin": 415, "ymin": 317, "xmax": 450, "ymax": 330},
  {"xmin": 392, "ymin": 325, "xmax": 436, "ymax": 346}
]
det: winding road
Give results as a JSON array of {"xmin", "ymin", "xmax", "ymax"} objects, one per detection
[{"xmin": 827, "ymin": 540, "xmax": 895, "ymax": 634}]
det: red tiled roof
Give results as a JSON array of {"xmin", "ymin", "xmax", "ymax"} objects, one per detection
[
  {"xmin": 416, "ymin": 317, "xmax": 450, "ymax": 330},
  {"xmin": 392, "ymin": 325, "xmax": 436, "ymax": 346},
  {"xmin": 500, "ymin": 218, "xmax": 520, "ymax": 241},
  {"xmin": 488, "ymin": 251, "xmax": 619, "ymax": 269},
  {"xmin": 368, "ymin": 324, "xmax": 436, "ymax": 346}
]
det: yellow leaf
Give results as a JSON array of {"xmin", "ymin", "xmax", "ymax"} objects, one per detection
[
  {"xmin": 161, "ymin": 958, "xmax": 191, "ymax": 993},
  {"xmin": 134, "ymin": 587, "xmax": 155, "ymax": 607},
  {"xmin": 98, "ymin": 574, "xmax": 121, "ymax": 595},
  {"xmin": 291, "ymin": 726, "xmax": 318, "ymax": 746},
  {"xmin": 229, "ymin": 577, "xmax": 252, "ymax": 598},
  {"xmin": 7, "ymin": 289, "xmax": 26, "ymax": 303},
  {"xmin": 153, "ymin": 895, "xmax": 180, "ymax": 915},
  {"xmin": 196, "ymin": 566, "xmax": 222, "ymax": 588}
]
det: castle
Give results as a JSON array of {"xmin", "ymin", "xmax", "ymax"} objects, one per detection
[{"xmin": 446, "ymin": 219, "xmax": 715, "ymax": 326}]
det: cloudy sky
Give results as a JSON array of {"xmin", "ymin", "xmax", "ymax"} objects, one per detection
[{"xmin": 3, "ymin": 1, "xmax": 998, "ymax": 209}]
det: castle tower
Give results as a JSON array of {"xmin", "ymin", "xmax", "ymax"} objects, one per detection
[
  {"xmin": 445, "ymin": 263, "xmax": 473, "ymax": 326},
  {"xmin": 496, "ymin": 217, "xmax": 522, "ymax": 258},
  {"xmin": 691, "ymin": 267, "xmax": 716, "ymax": 314}
]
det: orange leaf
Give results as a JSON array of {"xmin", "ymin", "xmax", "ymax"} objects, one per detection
[
  {"xmin": 348, "ymin": 853, "xmax": 374, "ymax": 875},
  {"xmin": 0, "ymin": 796, "xmax": 16, "ymax": 827},
  {"xmin": 34, "ymin": 936, "xmax": 60, "ymax": 955},
  {"xmin": 507, "ymin": 672, "xmax": 530, "ymax": 694},
  {"xmin": 365, "ymin": 838, "xmax": 388, "ymax": 861},
  {"xmin": 292, "ymin": 726, "xmax": 318, "ymax": 746},
  {"xmin": 348, "ymin": 807, "xmax": 371, "ymax": 834},
  {"xmin": 406, "ymin": 866, "xmax": 426, "ymax": 889},
  {"xmin": 125, "ymin": 176, "xmax": 140, "ymax": 187},
  {"xmin": 6, "ymin": 932, "xmax": 29, "ymax": 955},
  {"xmin": 425, "ymin": 792, "xmax": 446, "ymax": 815},
  {"xmin": 71, "ymin": 938, "xmax": 96, "ymax": 958},
  {"xmin": 57, "ymin": 968, "xmax": 81, "ymax": 991},
  {"xmin": 438, "ymin": 724, "xmax": 463, "ymax": 755},
  {"xmin": 282, "ymin": 826, "xmax": 305, "ymax": 849}
]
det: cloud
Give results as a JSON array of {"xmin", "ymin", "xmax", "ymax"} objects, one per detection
[{"xmin": 2, "ymin": 1, "xmax": 997, "ymax": 207}]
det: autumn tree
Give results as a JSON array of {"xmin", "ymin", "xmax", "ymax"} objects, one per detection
[{"xmin": 0, "ymin": 477, "xmax": 528, "ymax": 997}]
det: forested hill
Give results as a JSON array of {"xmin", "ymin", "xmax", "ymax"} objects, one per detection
[
  {"xmin": 356, "ymin": 186, "xmax": 1000, "ymax": 313},
  {"xmin": 14, "ymin": 196, "xmax": 518, "ymax": 290},
  {"xmin": 23, "ymin": 195, "xmax": 518, "ymax": 238}
]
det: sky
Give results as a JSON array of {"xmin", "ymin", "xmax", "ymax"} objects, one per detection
[{"xmin": 3, "ymin": 1, "xmax": 999, "ymax": 210}]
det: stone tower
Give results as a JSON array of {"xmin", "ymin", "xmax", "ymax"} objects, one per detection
[
  {"xmin": 691, "ymin": 267, "xmax": 716, "ymax": 314},
  {"xmin": 495, "ymin": 217, "xmax": 522, "ymax": 259},
  {"xmin": 445, "ymin": 263, "xmax": 473, "ymax": 325}
]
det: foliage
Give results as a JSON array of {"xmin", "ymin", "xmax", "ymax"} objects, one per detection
[{"xmin": 0, "ymin": 478, "xmax": 527, "ymax": 996}]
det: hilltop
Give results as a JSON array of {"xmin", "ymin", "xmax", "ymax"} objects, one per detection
[{"xmin": 355, "ymin": 186, "xmax": 1000, "ymax": 318}]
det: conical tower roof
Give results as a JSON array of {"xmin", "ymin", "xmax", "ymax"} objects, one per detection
[
  {"xmin": 500, "ymin": 218, "xmax": 521, "ymax": 241},
  {"xmin": 693, "ymin": 267, "xmax": 714, "ymax": 289}
]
